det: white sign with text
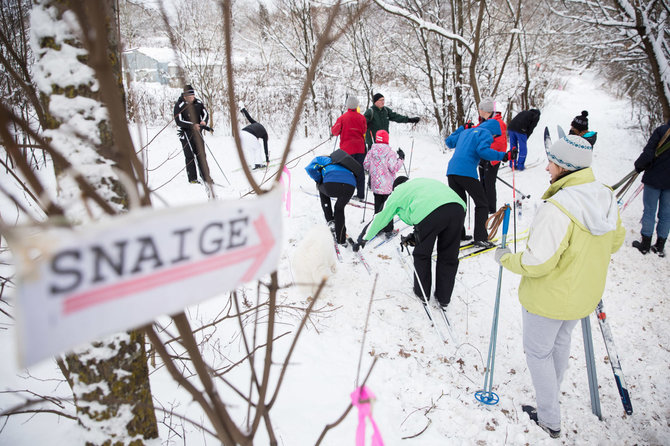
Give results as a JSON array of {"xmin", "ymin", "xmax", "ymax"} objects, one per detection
[{"xmin": 12, "ymin": 188, "xmax": 282, "ymax": 367}]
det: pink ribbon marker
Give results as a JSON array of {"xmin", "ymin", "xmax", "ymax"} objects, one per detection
[
  {"xmin": 279, "ymin": 165, "xmax": 291, "ymax": 216},
  {"xmin": 350, "ymin": 386, "xmax": 384, "ymax": 446}
]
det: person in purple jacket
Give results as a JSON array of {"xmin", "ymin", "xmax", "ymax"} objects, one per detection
[
  {"xmin": 445, "ymin": 105, "xmax": 517, "ymax": 247},
  {"xmin": 363, "ymin": 130, "xmax": 405, "ymax": 237}
]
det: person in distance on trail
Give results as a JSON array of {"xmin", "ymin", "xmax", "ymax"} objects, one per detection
[
  {"xmin": 476, "ymin": 98, "xmax": 509, "ymax": 214},
  {"xmin": 363, "ymin": 130, "xmax": 405, "ymax": 238},
  {"xmin": 494, "ymin": 134, "xmax": 624, "ymax": 439},
  {"xmin": 305, "ymin": 149, "xmax": 364, "ymax": 246},
  {"xmin": 507, "ymin": 108, "xmax": 541, "ymax": 171},
  {"xmin": 631, "ymin": 118, "xmax": 670, "ymax": 257},
  {"xmin": 239, "ymin": 105, "xmax": 270, "ymax": 170},
  {"xmin": 173, "ymin": 84, "xmax": 211, "ymax": 184},
  {"xmin": 363, "ymin": 92, "xmax": 420, "ymax": 149},
  {"xmin": 362, "ymin": 177, "xmax": 465, "ymax": 308},
  {"xmin": 331, "ymin": 95, "xmax": 367, "ymax": 200},
  {"xmin": 445, "ymin": 98, "xmax": 517, "ymax": 247},
  {"xmin": 569, "ymin": 110, "xmax": 597, "ymax": 146}
]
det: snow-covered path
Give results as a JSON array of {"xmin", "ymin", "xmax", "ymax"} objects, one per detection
[{"xmin": 1, "ymin": 72, "xmax": 669, "ymax": 445}]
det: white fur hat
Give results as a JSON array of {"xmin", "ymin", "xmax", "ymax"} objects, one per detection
[
  {"xmin": 546, "ymin": 134, "xmax": 593, "ymax": 171},
  {"xmin": 345, "ymin": 95, "xmax": 359, "ymax": 109}
]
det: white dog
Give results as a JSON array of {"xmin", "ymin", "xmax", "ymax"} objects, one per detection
[{"xmin": 292, "ymin": 224, "xmax": 337, "ymax": 297}]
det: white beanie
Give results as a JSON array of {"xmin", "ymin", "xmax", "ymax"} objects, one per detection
[
  {"xmin": 546, "ymin": 134, "xmax": 593, "ymax": 171},
  {"xmin": 478, "ymin": 97, "xmax": 495, "ymax": 113},
  {"xmin": 345, "ymin": 95, "xmax": 359, "ymax": 109}
]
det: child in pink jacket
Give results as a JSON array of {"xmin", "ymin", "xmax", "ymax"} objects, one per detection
[{"xmin": 363, "ymin": 130, "xmax": 405, "ymax": 236}]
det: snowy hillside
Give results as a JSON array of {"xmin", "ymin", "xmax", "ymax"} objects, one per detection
[{"xmin": 1, "ymin": 73, "xmax": 669, "ymax": 445}]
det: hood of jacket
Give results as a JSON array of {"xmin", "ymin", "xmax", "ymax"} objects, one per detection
[
  {"xmin": 476, "ymin": 118, "xmax": 501, "ymax": 137},
  {"xmin": 542, "ymin": 168, "xmax": 618, "ymax": 236}
]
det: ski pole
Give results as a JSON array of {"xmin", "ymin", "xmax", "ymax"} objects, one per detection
[
  {"xmin": 407, "ymin": 137, "xmax": 415, "ymax": 178},
  {"xmin": 496, "ymin": 175, "xmax": 529, "ymax": 200},
  {"xmin": 204, "ymin": 140, "xmax": 231, "ymax": 186},
  {"xmin": 475, "ymin": 205, "xmax": 511, "ymax": 406},
  {"xmin": 332, "ymin": 134, "xmax": 339, "ymax": 152},
  {"xmin": 361, "ymin": 174, "xmax": 370, "ymax": 223},
  {"xmin": 511, "ymin": 161, "xmax": 517, "ymax": 252},
  {"xmin": 581, "ymin": 316, "xmax": 603, "ymax": 420}
]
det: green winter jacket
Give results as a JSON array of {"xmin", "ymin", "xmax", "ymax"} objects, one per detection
[
  {"xmin": 364, "ymin": 105, "xmax": 410, "ymax": 146},
  {"xmin": 500, "ymin": 168, "xmax": 625, "ymax": 320},
  {"xmin": 364, "ymin": 178, "xmax": 465, "ymax": 240}
]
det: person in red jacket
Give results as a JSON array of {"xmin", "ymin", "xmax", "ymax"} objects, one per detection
[
  {"xmin": 331, "ymin": 95, "xmax": 367, "ymax": 200},
  {"xmin": 477, "ymin": 97, "xmax": 508, "ymax": 214}
]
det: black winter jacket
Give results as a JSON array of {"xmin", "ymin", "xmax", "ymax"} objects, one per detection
[
  {"xmin": 507, "ymin": 109, "xmax": 541, "ymax": 136},
  {"xmin": 634, "ymin": 120, "xmax": 670, "ymax": 190},
  {"xmin": 174, "ymin": 94, "xmax": 209, "ymax": 138},
  {"xmin": 241, "ymin": 108, "xmax": 269, "ymax": 157}
]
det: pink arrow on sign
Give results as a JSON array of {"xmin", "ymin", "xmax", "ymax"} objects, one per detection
[{"xmin": 63, "ymin": 214, "xmax": 275, "ymax": 315}]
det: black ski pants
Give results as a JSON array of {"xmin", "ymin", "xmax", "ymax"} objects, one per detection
[
  {"xmin": 351, "ymin": 153, "xmax": 366, "ymax": 199},
  {"xmin": 318, "ymin": 182, "xmax": 354, "ymax": 244},
  {"xmin": 180, "ymin": 130, "xmax": 211, "ymax": 183},
  {"xmin": 412, "ymin": 202, "xmax": 464, "ymax": 306},
  {"xmin": 373, "ymin": 193, "xmax": 394, "ymax": 234},
  {"xmin": 448, "ymin": 174, "xmax": 489, "ymax": 242},
  {"xmin": 478, "ymin": 161, "xmax": 501, "ymax": 214}
]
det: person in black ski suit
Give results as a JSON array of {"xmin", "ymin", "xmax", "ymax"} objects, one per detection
[
  {"xmin": 240, "ymin": 106, "xmax": 270, "ymax": 169},
  {"xmin": 507, "ymin": 108, "xmax": 541, "ymax": 170},
  {"xmin": 632, "ymin": 118, "xmax": 670, "ymax": 257},
  {"xmin": 173, "ymin": 85, "xmax": 210, "ymax": 183}
]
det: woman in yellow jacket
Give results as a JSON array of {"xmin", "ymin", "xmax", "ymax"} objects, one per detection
[{"xmin": 494, "ymin": 134, "xmax": 625, "ymax": 438}]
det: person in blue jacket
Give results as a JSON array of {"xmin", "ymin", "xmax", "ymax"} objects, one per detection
[
  {"xmin": 445, "ymin": 107, "xmax": 516, "ymax": 247},
  {"xmin": 305, "ymin": 150, "xmax": 363, "ymax": 245}
]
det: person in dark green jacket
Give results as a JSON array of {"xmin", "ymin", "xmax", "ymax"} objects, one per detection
[
  {"xmin": 363, "ymin": 177, "xmax": 465, "ymax": 307},
  {"xmin": 363, "ymin": 93, "xmax": 420, "ymax": 148}
]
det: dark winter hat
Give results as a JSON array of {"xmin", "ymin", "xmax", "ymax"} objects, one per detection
[
  {"xmin": 546, "ymin": 134, "xmax": 593, "ymax": 171},
  {"xmin": 372, "ymin": 93, "xmax": 384, "ymax": 103},
  {"xmin": 183, "ymin": 84, "xmax": 195, "ymax": 95},
  {"xmin": 478, "ymin": 97, "xmax": 496, "ymax": 113},
  {"xmin": 375, "ymin": 130, "xmax": 389, "ymax": 144},
  {"xmin": 393, "ymin": 176, "xmax": 409, "ymax": 189},
  {"xmin": 345, "ymin": 95, "xmax": 359, "ymax": 109},
  {"xmin": 571, "ymin": 110, "xmax": 589, "ymax": 132}
]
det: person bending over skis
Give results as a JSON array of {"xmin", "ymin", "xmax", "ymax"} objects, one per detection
[{"xmin": 362, "ymin": 177, "xmax": 465, "ymax": 308}]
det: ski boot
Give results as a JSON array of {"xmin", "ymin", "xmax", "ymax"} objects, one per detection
[
  {"xmin": 651, "ymin": 237, "xmax": 666, "ymax": 257},
  {"xmin": 632, "ymin": 235, "xmax": 652, "ymax": 254}
]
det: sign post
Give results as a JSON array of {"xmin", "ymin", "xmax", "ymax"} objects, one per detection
[{"xmin": 10, "ymin": 188, "xmax": 283, "ymax": 367}]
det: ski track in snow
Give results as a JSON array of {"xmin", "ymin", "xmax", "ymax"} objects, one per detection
[{"xmin": 1, "ymin": 72, "xmax": 669, "ymax": 445}]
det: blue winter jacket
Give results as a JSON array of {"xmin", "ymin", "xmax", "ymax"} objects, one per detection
[
  {"xmin": 445, "ymin": 119, "xmax": 506, "ymax": 179},
  {"xmin": 305, "ymin": 156, "xmax": 357, "ymax": 187}
]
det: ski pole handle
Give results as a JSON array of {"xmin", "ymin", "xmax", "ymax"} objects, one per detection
[{"xmin": 501, "ymin": 205, "xmax": 511, "ymax": 248}]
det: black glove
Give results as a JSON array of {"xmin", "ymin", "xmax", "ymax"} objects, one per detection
[
  {"xmin": 464, "ymin": 120, "xmax": 475, "ymax": 129},
  {"xmin": 400, "ymin": 233, "xmax": 416, "ymax": 247},
  {"xmin": 201, "ymin": 125, "xmax": 213, "ymax": 132},
  {"xmin": 503, "ymin": 148, "xmax": 518, "ymax": 162},
  {"xmin": 408, "ymin": 117, "xmax": 420, "ymax": 124},
  {"xmin": 397, "ymin": 148, "xmax": 405, "ymax": 160},
  {"xmin": 635, "ymin": 165, "xmax": 644, "ymax": 173}
]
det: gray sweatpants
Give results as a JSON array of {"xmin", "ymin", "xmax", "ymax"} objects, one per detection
[{"xmin": 522, "ymin": 308, "xmax": 579, "ymax": 431}]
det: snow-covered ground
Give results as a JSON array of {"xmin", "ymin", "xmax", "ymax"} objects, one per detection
[{"xmin": 1, "ymin": 72, "xmax": 669, "ymax": 445}]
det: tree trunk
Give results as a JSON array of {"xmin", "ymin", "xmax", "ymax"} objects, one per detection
[{"xmin": 31, "ymin": 1, "xmax": 158, "ymax": 443}]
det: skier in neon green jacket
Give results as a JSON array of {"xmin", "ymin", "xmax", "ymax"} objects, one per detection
[{"xmin": 364, "ymin": 177, "xmax": 465, "ymax": 307}]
